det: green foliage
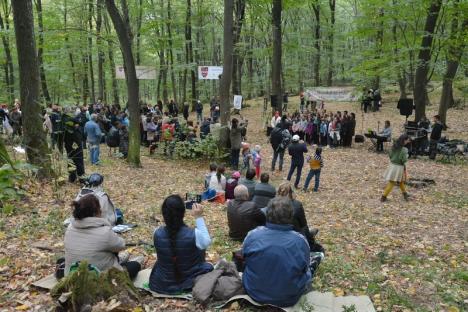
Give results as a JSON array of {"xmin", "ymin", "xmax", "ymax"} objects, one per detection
[
  {"xmin": 174, "ymin": 134, "xmax": 229, "ymax": 161},
  {"xmin": 0, "ymin": 163, "xmax": 30, "ymax": 211},
  {"xmin": 51, "ymin": 261, "xmax": 139, "ymax": 311}
]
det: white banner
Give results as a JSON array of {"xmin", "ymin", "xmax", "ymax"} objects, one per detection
[
  {"xmin": 233, "ymin": 95, "xmax": 242, "ymax": 109},
  {"xmin": 305, "ymin": 87, "xmax": 358, "ymax": 102},
  {"xmin": 116, "ymin": 66, "xmax": 157, "ymax": 80},
  {"xmin": 198, "ymin": 66, "xmax": 223, "ymax": 80}
]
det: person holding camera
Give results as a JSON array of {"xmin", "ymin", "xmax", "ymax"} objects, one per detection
[{"xmin": 149, "ymin": 195, "xmax": 213, "ymax": 294}]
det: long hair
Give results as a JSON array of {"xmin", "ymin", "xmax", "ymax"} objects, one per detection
[
  {"xmin": 216, "ymin": 165, "xmax": 225, "ymax": 183},
  {"xmin": 161, "ymin": 195, "xmax": 186, "ymax": 282},
  {"xmin": 231, "ymin": 118, "xmax": 238, "ymax": 129},
  {"xmin": 392, "ymin": 134, "xmax": 409, "ymax": 152}
]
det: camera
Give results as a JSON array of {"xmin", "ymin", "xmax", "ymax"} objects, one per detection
[{"xmin": 185, "ymin": 192, "xmax": 202, "ymax": 209}]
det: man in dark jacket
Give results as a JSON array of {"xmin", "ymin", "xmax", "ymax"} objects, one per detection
[
  {"xmin": 239, "ymin": 169, "xmax": 257, "ymax": 200},
  {"xmin": 50, "ymin": 105, "xmax": 65, "ymax": 153},
  {"xmin": 270, "ymin": 123, "xmax": 291, "ymax": 172},
  {"xmin": 287, "ymin": 135, "xmax": 308, "ymax": 188},
  {"xmin": 63, "ymin": 108, "xmax": 85, "ymax": 183},
  {"xmin": 429, "ymin": 115, "xmax": 444, "ymax": 160},
  {"xmin": 200, "ymin": 118, "xmax": 211, "ymax": 139},
  {"xmin": 227, "ymin": 185, "xmax": 266, "ymax": 241},
  {"xmin": 252, "ymin": 173, "xmax": 276, "ymax": 209}
]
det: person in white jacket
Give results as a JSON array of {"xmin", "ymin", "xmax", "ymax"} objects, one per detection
[{"xmin": 270, "ymin": 111, "xmax": 281, "ymax": 128}]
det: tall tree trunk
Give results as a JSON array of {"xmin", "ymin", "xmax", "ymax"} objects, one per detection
[
  {"xmin": 414, "ymin": 0, "xmax": 443, "ymax": 122},
  {"xmin": 105, "ymin": 0, "xmax": 140, "ymax": 166},
  {"xmin": 166, "ymin": 0, "xmax": 178, "ymax": 105},
  {"xmin": 63, "ymin": 0, "xmax": 79, "ymax": 102},
  {"xmin": 12, "ymin": 0, "xmax": 51, "ymax": 178},
  {"xmin": 104, "ymin": 13, "xmax": 119, "ymax": 105},
  {"xmin": 188, "ymin": 0, "xmax": 196, "ymax": 107},
  {"xmin": 160, "ymin": 51, "xmax": 168, "ymax": 105},
  {"xmin": 136, "ymin": 0, "xmax": 143, "ymax": 65},
  {"xmin": 231, "ymin": 0, "xmax": 246, "ymax": 96},
  {"xmin": 312, "ymin": 2, "xmax": 321, "ymax": 86},
  {"xmin": 373, "ymin": 8, "xmax": 384, "ymax": 90},
  {"xmin": 96, "ymin": 0, "xmax": 105, "ymax": 101},
  {"xmin": 219, "ymin": 0, "xmax": 234, "ymax": 126},
  {"xmin": 0, "ymin": 1, "xmax": 14, "ymax": 104},
  {"xmin": 183, "ymin": 0, "xmax": 191, "ymax": 104},
  {"xmin": 326, "ymin": 0, "xmax": 335, "ymax": 86},
  {"xmin": 82, "ymin": 54, "xmax": 89, "ymax": 105},
  {"xmin": 438, "ymin": 2, "xmax": 467, "ymax": 125},
  {"xmin": 88, "ymin": 1, "xmax": 96, "ymax": 104},
  {"xmin": 272, "ymin": 0, "xmax": 283, "ymax": 114},
  {"xmin": 34, "ymin": 0, "xmax": 51, "ymax": 104},
  {"xmin": 392, "ymin": 0, "xmax": 407, "ymax": 100}
]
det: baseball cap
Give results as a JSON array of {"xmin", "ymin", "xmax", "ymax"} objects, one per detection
[{"xmin": 292, "ymin": 135, "xmax": 300, "ymax": 142}]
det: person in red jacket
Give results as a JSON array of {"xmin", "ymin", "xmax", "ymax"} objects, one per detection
[{"xmin": 161, "ymin": 119, "xmax": 175, "ymax": 156}]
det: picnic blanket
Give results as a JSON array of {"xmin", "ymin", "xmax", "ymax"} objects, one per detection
[{"xmin": 34, "ymin": 268, "xmax": 376, "ymax": 311}]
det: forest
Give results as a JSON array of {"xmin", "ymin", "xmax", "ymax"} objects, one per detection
[
  {"xmin": 1, "ymin": 0, "xmax": 466, "ymax": 116},
  {"xmin": 0, "ymin": 0, "xmax": 467, "ymax": 311}
]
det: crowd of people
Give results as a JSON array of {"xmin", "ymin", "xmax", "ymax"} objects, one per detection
[{"xmin": 63, "ymin": 165, "xmax": 324, "ymax": 307}]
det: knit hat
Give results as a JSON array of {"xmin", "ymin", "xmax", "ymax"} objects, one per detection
[
  {"xmin": 292, "ymin": 135, "xmax": 300, "ymax": 142},
  {"xmin": 232, "ymin": 171, "xmax": 241, "ymax": 179}
]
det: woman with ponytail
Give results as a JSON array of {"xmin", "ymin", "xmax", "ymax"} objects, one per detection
[{"xmin": 149, "ymin": 195, "xmax": 213, "ymax": 294}]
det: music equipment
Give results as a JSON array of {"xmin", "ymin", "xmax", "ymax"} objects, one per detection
[
  {"xmin": 397, "ymin": 99, "xmax": 414, "ymax": 117},
  {"xmin": 355, "ymin": 135, "xmax": 365, "ymax": 143}
]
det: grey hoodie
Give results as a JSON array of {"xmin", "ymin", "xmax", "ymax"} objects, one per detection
[{"xmin": 64, "ymin": 217, "xmax": 125, "ymax": 275}]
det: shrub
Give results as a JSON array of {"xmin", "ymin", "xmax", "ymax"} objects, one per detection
[{"xmin": 174, "ymin": 134, "xmax": 229, "ymax": 161}]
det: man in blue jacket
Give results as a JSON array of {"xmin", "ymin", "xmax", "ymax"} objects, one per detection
[
  {"xmin": 84, "ymin": 114, "xmax": 103, "ymax": 165},
  {"xmin": 242, "ymin": 197, "xmax": 313, "ymax": 307}
]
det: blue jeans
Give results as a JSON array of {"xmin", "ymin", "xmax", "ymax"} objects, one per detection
[
  {"xmin": 303, "ymin": 169, "xmax": 321, "ymax": 191},
  {"xmin": 231, "ymin": 149, "xmax": 240, "ymax": 170},
  {"xmin": 287, "ymin": 160, "xmax": 303, "ymax": 188},
  {"xmin": 89, "ymin": 143, "xmax": 100, "ymax": 165}
]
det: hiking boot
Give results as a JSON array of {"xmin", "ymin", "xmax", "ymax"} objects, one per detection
[
  {"xmin": 403, "ymin": 192, "xmax": 410, "ymax": 201},
  {"xmin": 380, "ymin": 195, "xmax": 387, "ymax": 202}
]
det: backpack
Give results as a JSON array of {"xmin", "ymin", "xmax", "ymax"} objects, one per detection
[
  {"xmin": 163, "ymin": 127, "xmax": 173, "ymax": 141},
  {"xmin": 279, "ymin": 129, "xmax": 291, "ymax": 150}
]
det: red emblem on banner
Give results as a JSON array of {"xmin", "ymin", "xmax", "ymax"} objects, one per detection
[{"xmin": 201, "ymin": 67, "xmax": 209, "ymax": 78}]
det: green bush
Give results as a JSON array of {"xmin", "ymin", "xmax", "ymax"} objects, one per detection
[
  {"xmin": 0, "ymin": 162, "xmax": 36, "ymax": 212},
  {"xmin": 174, "ymin": 134, "xmax": 229, "ymax": 161}
]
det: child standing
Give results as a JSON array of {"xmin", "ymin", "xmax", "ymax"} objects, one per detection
[
  {"xmin": 253, "ymin": 145, "xmax": 262, "ymax": 179},
  {"xmin": 303, "ymin": 147, "xmax": 323, "ymax": 192},
  {"xmin": 241, "ymin": 143, "xmax": 253, "ymax": 172}
]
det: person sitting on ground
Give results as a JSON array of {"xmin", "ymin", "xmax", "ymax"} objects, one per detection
[
  {"xmin": 149, "ymin": 195, "xmax": 213, "ymax": 294},
  {"xmin": 242, "ymin": 197, "xmax": 314, "ymax": 307},
  {"xmin": 208, "ymin": 164, "xmax": 226, "ymax": 192},
  {"xmin": 64, "ymin": 194, "xmax": 142, "ymax": 279},
  {"xmin": 252, "ymin": 173, "xmax": 276, "ymax": 209},
  {"xmin": 75, "ymin": 173, "xmax": 117, "ymax": 226},
  {"xmin": 225, "ymin": 171, "xmax": 241, "ymax": 200},
  {"xmin": 239, "ymin": 168, "xmax": 257, "ymax": 200},
  {"xmin": 227, "ymin": 185, "xmax": 266, "ymax": 241},
  {"xmin": 276, "ymin": 182, "xmax": 323, "ymax": 252},
  {"xmin": 204, "ymin": 163, "xmax": 217, "ymax": 190}
]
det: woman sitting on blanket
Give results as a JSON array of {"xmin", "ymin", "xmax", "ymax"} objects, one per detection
[
  {"xmin": 149, "ymin": 195, "xmax": 213, "ymax": 294},
  {"xmin": 64, "ymin": 194, "xmax": 142, "ymax": 279},
  {"xmin": 242, "ymin": 197, "xmax": 318, "ymax": 307}
]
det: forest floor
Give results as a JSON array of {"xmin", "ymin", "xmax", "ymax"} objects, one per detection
[{"xmin": 0, "ymin": 93, "xmax": 467, "ymax": 311}]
